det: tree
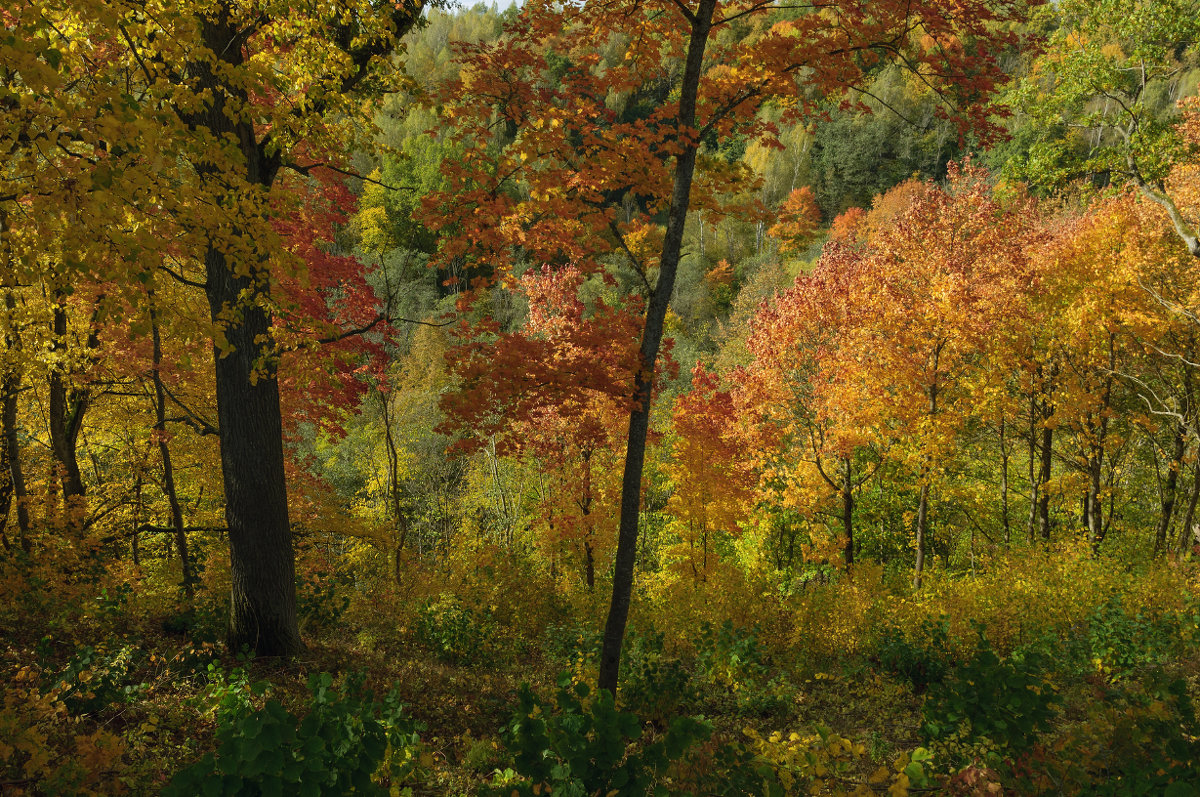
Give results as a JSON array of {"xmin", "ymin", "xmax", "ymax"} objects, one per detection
[
  {"xmin": 1005, "ymin": 0, "xmax": 1200, "ymax": 255},
  {"xmin": 2, "ymin": 0, "xmax": 422, "ymax": 655},
  {"xmin": 427, "ymin": 0, "xmax": 1032, "ymax": 692}
]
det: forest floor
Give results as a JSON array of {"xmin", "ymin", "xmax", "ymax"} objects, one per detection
[{"xmin": 2, "ymin": 546, "xmax": 1200, "ymax": 795}]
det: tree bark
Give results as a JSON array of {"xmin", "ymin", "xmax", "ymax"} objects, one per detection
[
  {"xmin": 149, "ymin": 292, "xmax": 194, "ymax": 600},
  {"xmin": 842, "ymin": 461, "xmax": 854, "ymax": 568},
  {"xmin": 1178, "ymin": 460, "xmax": 1200, "ymax": 552},
  {"xmin": 1038, "ymin": 402, "xmax": 1053, "ymax": 542},
  {"xmin": 598, "ymin": 0, "xmax": 717, "ymax": 696},
  {"xmin": 1154, "ymin": 420, "xmax": 1186, "ymax": 557},
  {"xmin": 47, "ymin": 298, "xmax": 88, "ymax": 514},
  {"xmin": 998, "ymin": 415, "xmax": 1011, "ymax": 545}
]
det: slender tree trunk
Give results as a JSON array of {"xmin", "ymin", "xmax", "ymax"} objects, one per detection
[
  {"xmin": 842, "ymin": 461, "xmax": 854, "ymax": 568},
  {"xmin": 149, "ymin": 293, "xmax": 193, "ymax": 599},
  {"xmin": 1087, "ymin": 344, "xmax": 1114, "ymax": 554},
  {"xmin": 0, "ymin": 363, "xmax": 15, "ymax": 550},
  {"xmin": 47, "ymin": 298, "xmax": 88, "ymax": 513},
  {"xmin": 599, "ymin": 0, "xmax": 717, "ymax": 696},
  {"xmin": 914, "ymin": 481, "xmax": 930, "ymax": 589},
  {"xmin": 999, "ymin": 415, "xmax": 1011, "ymax": 545},
  {"xmin": 378, "ymin": 388, "xmax": 408, "ymax": 580},
  {"xmin": 914, "ymin": 378, "xmax": 938, "ymax": 590},
  {"xmin": 1038, "ymin": 404, "xmax": 1053, "ymax": 542},
  {"xmin": 1027, "ymin": 393, "xmax": 1038, "ymax": 542},
  {"xmin": 132, "ymin": 471, "xmax": 143, "ymax": 568},
  {"xmin": 3, "ymin": 362, "xmax": 28, "ymax": 550},
  {"xmin": 1154, "ymin": 421, "xmax": 1186, "ymax": 557},
  {"xmin": 1178, "ymin": 460, "xmax": 1200, "ymax": 552}
]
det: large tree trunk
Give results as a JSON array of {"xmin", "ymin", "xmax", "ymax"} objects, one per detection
[
  {"xmin": 189, "ymin": 8, "xmax": 299, "ymax": 657},
  {"xmin": 598, "ymin": 0, "xmax": 716, "ymax": 696},
  {"xmin": 204, "ymin": 246, "xmax": 299, "ymax": 656}
]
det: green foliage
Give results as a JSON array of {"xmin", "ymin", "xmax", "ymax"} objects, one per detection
[
  {"xmin": 1087, "ymin": 596, "xmax": 1180, "ymax": 680},
  {"xmin": 543, "ymin": 620, "xmax": 602, "ymax": 666},
  {"xmin": 1075, "ymin": 676, "xmax": 1200, "ymax": 794},
  {"xmin": 414, "ymin": 593, "xmax": 501, "ymax": 665},
  {"xmin": 164, "ymin": 671, "xmax": 422, "ymax": 797},
  {"xmin": 296, "ymin": 568, "xmax": 351, "ymax": 631},
  {"xmin": 922, "ymin": 632, "xmax": 1059, "ymax": 768},
  {"xmin": 872, "ymin": 617, "xmax": 952, "ymax": 693},
  {"xmin": 695, "ymin": 619, "xmax": 768, "ymax": 685},
  {"xmin": 619, "ymin": 629, "xmax": 697, "ymax": 722},
  {"xmin": 53, "ymin": 641, "xmax": 145, "ymax": 716},
  {"xmin": 493, "ymin": 674, "xmax": 712, "ymax": 797}
]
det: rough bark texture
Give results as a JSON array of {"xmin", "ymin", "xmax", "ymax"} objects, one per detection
[
  {"xmin": 189, "ymin": 8, "xmax": 300, "ymax": 657},
  {"xmin": 598, "ymin": 0, "xmax": 717, "ymax": 695}
]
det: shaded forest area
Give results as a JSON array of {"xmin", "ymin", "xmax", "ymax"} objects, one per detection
[{"xmin": 3, "ymin": 0, "xmax": 1200, "ymax": 793}]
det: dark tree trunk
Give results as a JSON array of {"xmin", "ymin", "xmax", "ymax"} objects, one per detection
[
  {"xmin": 149, "ymin": 293, "xmax": 194, "ymax": 599},
  {"xmin": 842, "ymin": 462, "xmax": 854, "ymax": 568},
  {"xmin": 204, "ymin": 246, "xmax": 299, "ymax": 656},
  {"xmin": 184, "ymin": 0, "xmax": 419, "ymax": 658},
  {"xmin": 1178, "ymin": 460, "xmax": 1200, "ymax": 552},
  {"xmin": 1038, "ymin": 404, "xmax": 1053, "ymax": 542},
  {"xmin": 1027, "ymin": 393, "xmax": 1038, "ymax": 542},
  {"xmin": 2, "ymin": 354, "xmax": 28, "ymax": 549},
  {"xmin": 47, "ymin": 299, "xmax": 88, "ymax": 511},
  {"xmin": 189, "ymin": 8, "xmax": 297, "ymax": 656},
  {"xmin": 1154, "ymin": 421, "xmax": 1186, "ymax": 557},
  {"xmin": 914, "ymin": 374, "xmax": 939, "ymax": 590},
  {"xmin": 598, "ymin": 0, "xmax": 716, "ymax": 695},
  {"xmin": 999, "ymin": 415, "xmax": 1011, "ymax": 545}
]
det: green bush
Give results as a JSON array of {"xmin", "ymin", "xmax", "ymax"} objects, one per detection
[
  {"xmin": 619, "ymin": 629, "xmax": 696, "ymax": 722},
  {"xmin": 872, "ymin": 616, "xmax": 952, "ymax": 692},
  {"xmin": 415, "ymin": 594, "xmax": 501, "ymax": 665},
  {"xmin": 543, "ymin": 621, "xmax": 602, "ymax": 665},
  {"xmin": 493, "ymin": 673, "xmax": 711, "ymax": 797},
  {"xmin": 164, "ymin": 671, "xmax": 423, "ymax": 797},
  {"xmin": 1088, "ymin": 597, "xmax": 1179, "ymax": 680},
  {"xmin": 1071, "ymin": 676, "xmax": 1200, "ymax": 795},
  {"xmin": 922, "ymin": 632, "xmax": 1058, "ymax": 768},
  {"xmin": 54, "ymin": 641, "xmax": 145, "ymax": 716}
]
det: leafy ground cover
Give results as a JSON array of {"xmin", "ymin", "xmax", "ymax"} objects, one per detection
[{"xmin": 2, "ymin": 541, "xmax": 1197, "ymax": 795}]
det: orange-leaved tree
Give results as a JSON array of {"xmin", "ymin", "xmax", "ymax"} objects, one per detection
[{"xmin": 426, "ymin": 0, "xmax": 1034, "ymax": 691}]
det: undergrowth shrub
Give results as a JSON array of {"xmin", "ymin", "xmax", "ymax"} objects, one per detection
[
  {"xmin": 491, "ymin": 674, "xmax": 713, "ymax": 797},
  {"xmin": 164, "ymin": 670, "xmax": 423, "ymax": 796},
  {"xmin": 415, "ymin": 593, "xmax": 503, "ymax": 665},
  {"xmin": 53, "ymin": 640, "xmax": 145, "ymax": 715},
  {"xmin": 0, "ymin": 666, "xmax": 128, "ymax": 796},
  {"xmin": 922, "ymin": 632, "xmax": 1059, "ymax": 769},
  {"xmin": 543, "ymin": 620, "xmax": 602, "ymax": 666},
  {"xmin": 619, "ymin": 628, "xmax": 697, "ymax": 722},
  {"xmin": 1087, "ymin": 596, "xmax": 1182, "ymax": 680},
  {"xmin": 871, "ymin": 616, "xmax": 953, "ymax": 693}
]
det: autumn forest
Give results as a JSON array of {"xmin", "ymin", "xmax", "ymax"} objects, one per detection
[{"xmin": 3, "ymin": 0, "xmax": 1200, "ymax": 793}]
